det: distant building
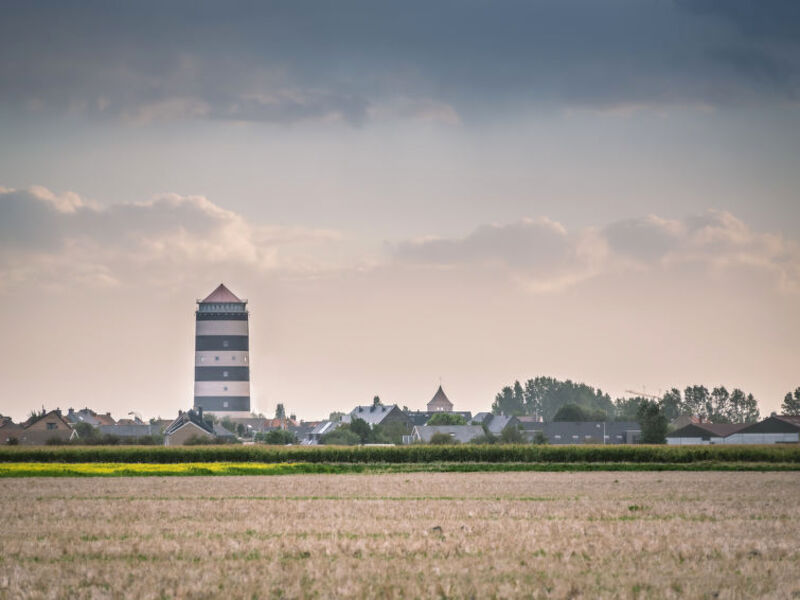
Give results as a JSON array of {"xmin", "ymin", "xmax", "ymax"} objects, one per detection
[
  {"xmin": 344, "ymin": 404, "xmax": 411, "ymax": 429},
  {"xmin": 666, "ymin": 423, "xmax": 747, "ymax": 445},
  {"xmin": 722, "ymin": 415, "xmax": 800, "ymax": 445},
  {"xmin": 14, "ymin": 410, "xmax": 78, "ymax": 445},
  {"xmin": 164, "ymin": 409, "xmax": 216, "ymax": 446},
  {"xmin": 194, "ymin": 284, "xmax": 251, "ymax": 418},
  {"xmin": 520, "ymin": 421, "xmax": 641, "ymax": 445},
  {"xmin": 305, "ymin": 421, "xmax": 342, "ymax": 444},
  {"xmin": 471, "ymin": 413, "xmax": 519, "ymax": 435},
  {"xmin": 410, "ymin": 425, "xmax": 485, "ymax": 444},
  {"xmin": 427, "ymin": 386, "xmax": 454, "ymax": 412},
  {"xmin": 66, "ymin": 407, "xmax": 116, "ymax": 427}
]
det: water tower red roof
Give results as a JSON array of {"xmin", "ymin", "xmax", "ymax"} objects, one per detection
[{"xmin": 200, "ymin": 283, "xmax": 243, "ymax": 304}]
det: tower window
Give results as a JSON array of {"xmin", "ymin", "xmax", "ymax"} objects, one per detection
[
  {"xmin": 223, "ymin": 340, "xmax": 229, "ymax": 348},
  {"xmin": 232, "ymin": 355, "xmax": 236, "ymax": 361},
  {"xmin": 215, "ymin": 356, "xmax": 219, "ymax": 361},
  {"xmin": 223, "ymin": 401, "xmax": 229, "ymax": 408},
  {"xmin": 223, "ymin": 371, "xmax": 229, "ymax": 377},
  {"xmin": 223, "ymin": 386, "xmax": 228, "ymax": 391}
]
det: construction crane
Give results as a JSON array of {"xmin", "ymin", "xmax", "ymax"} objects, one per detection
[{"xmin": 624, "ymin": 389, "xmax": 661, "ymax": 401}]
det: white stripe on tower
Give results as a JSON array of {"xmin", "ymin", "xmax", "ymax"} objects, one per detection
[
  {"xmin": 196, "ymin": 320, "xmax": 249, "ymax": 336},
  {"xmin": 195, "ymin": 351, "xmax": 249, "ymax": 367},
  {"xmin": 193, "ymin": 283, "xmax": 251, "ymax": 415}
]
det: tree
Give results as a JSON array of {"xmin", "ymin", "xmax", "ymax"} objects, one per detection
[
  {"xmin": 553, "ymin": 403, "xmax": 587, "ymax": 421},
  {"xmin": 319, "ymin": 428, "xmax": 360, "ymax": 445},
  {"xmin": 427, "ymin": 413, "xmax": 467, "ymax": 426},
  {"xmin": 275, "ymin": 404, "xmax": 286, "ymax": 420},
  {"xmin": 660, "ymin": 388, "xmax": 683, "ymax": 421},
  {"xmin": 552, "ymin": 403, "xmax": 605, "ymax": 422},
  {"xmin": 348, "ymin": 418, "xmax": 372, "ymax": 444},
  {"xmin": 221, "ymin": 417, "xmax": 236, "ymax": 434},
  {"xmin": 728, "ymin": 389, "xmax": 759, "ymax": 423},
  {"xmin": 329, "ymin": 411, "xmax": 345, "ymax": 422},
  {"xmin": 683, "ymin": 385, "xmax": 710, "ymax": 420},
  {"xmin": 429, "ymin": 432, "xmax": 457, "ymax": 445},
  {"xmin": 613, "ymin": 397, "xmax": 646, "ymax": 422},
  {"xmin": 491, "ymin": 384, "xmax": 525, "ymax": 416},
  {"xmin": 73, "ymin": 422, "xmax": 99, "ymax": 440},
  {"xmin": 532, "ymin": 431, "xmax": 548, "ymax": 445},
  {"xmin": 499, "ymin": 425, "xmax": 523, "ymax": 443},
  {"xmin": 380, "ymin": 420, "xmax": 411, "ymax": 444},
  {"xmin": 372, "ymin": 396, "xmax": 383, "ymax": 407},
  {"xmin": 782, "ymin": 387, "xmax": 800, "ymax": 416},
  {"xmin": 257, "ymin": 429, "xmax": 297, "ymax": 445},
  {"xmin": 637, "ymin": 400, "xmax": 668, "ymax": 444}
]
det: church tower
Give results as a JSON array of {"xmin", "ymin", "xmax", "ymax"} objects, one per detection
[{"xmin": 194, "ymin": 284, "xmax": 250, "ymax": 417}]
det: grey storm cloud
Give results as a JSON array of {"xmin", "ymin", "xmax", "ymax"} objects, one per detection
[{"xmin": 1, "ymin": 1, "xmax": 799, "ymax": 124}]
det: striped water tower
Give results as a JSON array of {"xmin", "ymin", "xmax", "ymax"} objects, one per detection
[{"xmin": 194, "ymin": 284, "xmax": 251, "ymax": 417}]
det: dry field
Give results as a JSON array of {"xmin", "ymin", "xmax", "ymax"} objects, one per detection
[{"xmin": 1, "ymin": 472, "xmax": 799, "ymax": 599}]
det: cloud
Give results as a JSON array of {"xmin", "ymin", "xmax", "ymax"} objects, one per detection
[
  {"xmin": 2, "ymin": 1, "xmax": 799, "ymax": 126},
  {"xmin": 393, "ymin": 210, "xmax": 800, "ymax": 294},
  {"xmin": 0, "ymin": 186, "xmax": 342, "ymax": 291}
]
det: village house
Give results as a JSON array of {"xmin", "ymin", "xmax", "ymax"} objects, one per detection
[
  {"xmin": 343, "ymin": 404, "xmax": 412, "ymax": 429},
  {"xmin": 471, "ymin": 412, "xmax": 520, "ymax": 435},
  {"xmin": 14, "ymin": 410, "xmax": 78, "ymax": 445},
  {"xmin": 65, "ymin": 407, "xmax": 116, "ymax": 427},
  {"xmin": 163, "ymin": 409, "xmax": 216, "ymax": 446}
]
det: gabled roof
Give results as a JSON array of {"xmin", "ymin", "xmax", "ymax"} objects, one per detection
[
  {"xmin": 23, "ymin": 410, "xmax": 73, "ymax": 430},
  {"xmin": 667, "ymin": 422, "xmax": 748, "ymax": 438},
  {"xmin": 164, "ymin": 410, "xmax": 215, "ymax": 436},
  {"xmin": 733, "ymin": 415, "xmax": 800, "ymax": 435},
  {"xmin": 428, "ymin": 386, "xmax": 453, "ymax": 408},
  {"xmin": 200, "ymin": 283, "xmax": 243, "ymax": 304},
  {"xmin": 345, "ymin": 404, "xmax": 408, "ymax": 426}
]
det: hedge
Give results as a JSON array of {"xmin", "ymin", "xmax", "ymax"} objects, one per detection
[{"xmin": 0, "ymin": 444, "xmax": 798, "ymax": 464}]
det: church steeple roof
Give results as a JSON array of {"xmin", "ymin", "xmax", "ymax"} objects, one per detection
[
  {"xmin": 200, "ymin": 283, "xmax": 243, "ymax": 304},
  {"xmin": 428, "ymin": 385, "xmax": 454, "ymax": 411}
]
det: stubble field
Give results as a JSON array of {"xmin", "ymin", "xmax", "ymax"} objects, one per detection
[{"xmin": 1, "ymin": 472, "xmax": 799, "ymax": 599}]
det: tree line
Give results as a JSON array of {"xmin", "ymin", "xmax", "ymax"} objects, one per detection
[{"xmin": 492, "ymin": 377, "xmax": 770, "ymax": 424}]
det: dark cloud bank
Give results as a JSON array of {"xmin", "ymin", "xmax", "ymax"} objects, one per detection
[{"xmin": 1, "ymin": 1, "xmax": 798, "ymax": 124}]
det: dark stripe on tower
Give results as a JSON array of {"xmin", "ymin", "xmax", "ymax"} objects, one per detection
[
  {"xmin": 193, "ymin": 397, "xmax": 251, "ymax": 411},
  {"xmin": 196, "ymin": 313, "xmax": 249, "ymax": 321},
  {"xmin": 195, "ymin": 336, "xmax": 249, "ymax": 351},
  {"xmin": 194, "ymin": 366, "xmax": 250, "ymax": 381}
]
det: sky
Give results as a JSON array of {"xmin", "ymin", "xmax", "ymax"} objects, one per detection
[{"xmin": 0, "ymin": 0, "xmax": 799, "ymax": 421}]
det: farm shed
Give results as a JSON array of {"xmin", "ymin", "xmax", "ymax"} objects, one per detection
[
  {"xmin": 724, "ymin": 415, "xmax": 800, "ymax": 445},
  {"xmin": 666, "ymin": 423, "xmax": 746, "ymax": 445}
]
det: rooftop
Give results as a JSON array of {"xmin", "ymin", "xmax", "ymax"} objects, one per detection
[{"xmin": 199, "ymin": 283, "xmax": 244, "ymax": 304}]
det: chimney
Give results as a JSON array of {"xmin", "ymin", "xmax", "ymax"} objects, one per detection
[{"xmin": 198, "ymin": 407, "xmax": 204, "ymax": 420}]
